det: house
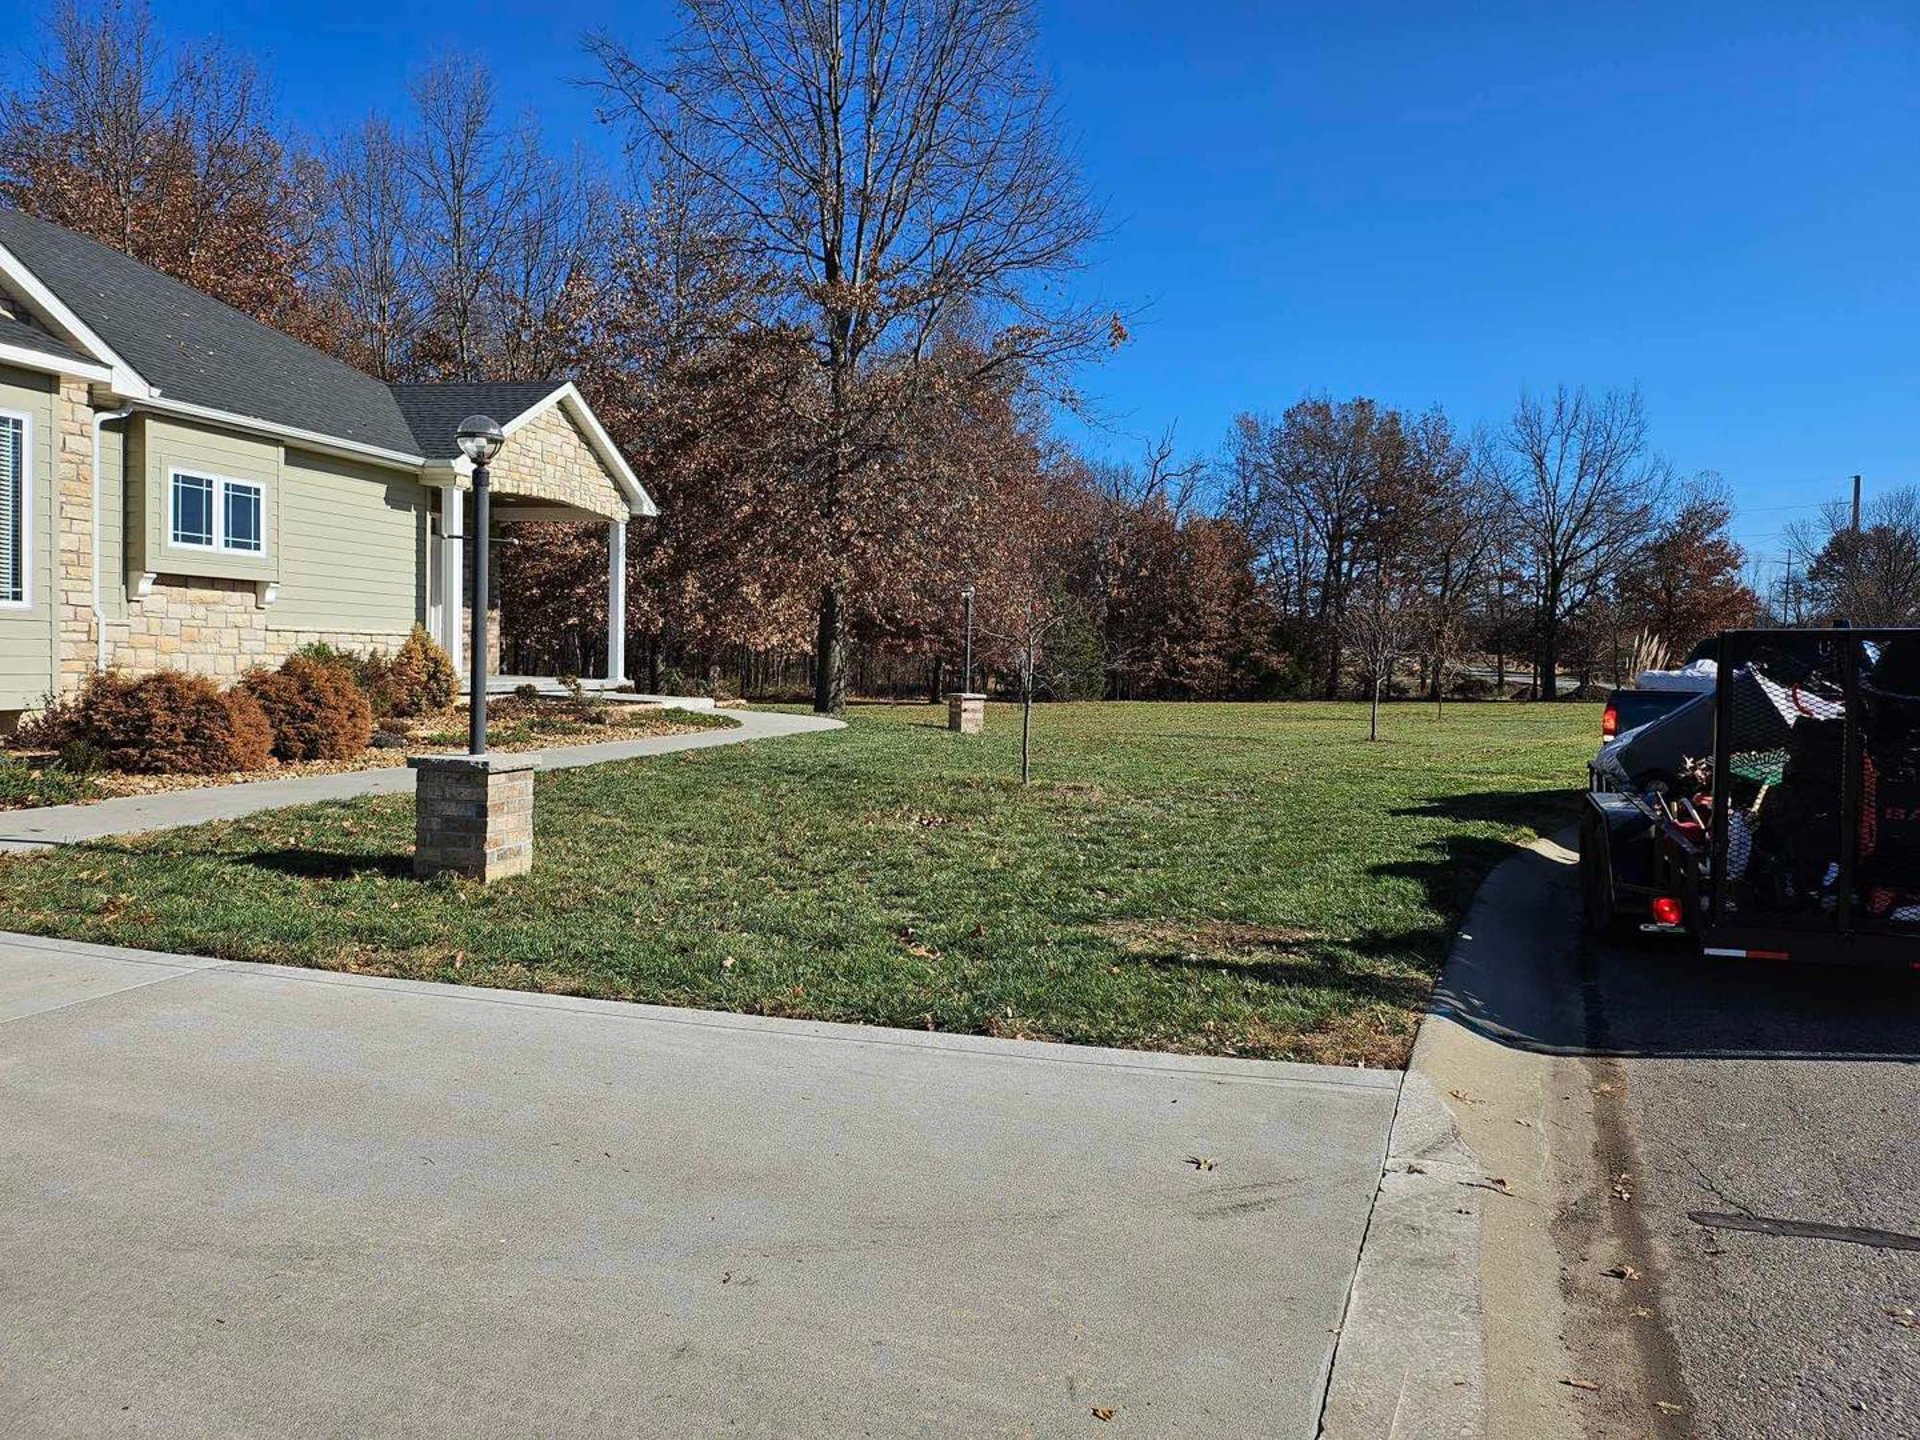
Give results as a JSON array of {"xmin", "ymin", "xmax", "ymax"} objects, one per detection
[{"xmin": 0, "ymin": 206, "xmax": 653, "ymax": 732}]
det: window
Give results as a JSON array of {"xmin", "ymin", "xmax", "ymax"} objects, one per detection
[
  {"xmin": 0, "ymin": 413, "xmax": 24, "ymax": 607},
  {"xmin": 223, "ymin": 481, "xmax": 263, "ymax": 554},
  {"xmin": 169, "ymin": 470, "xmax": 265, "ymax": 557},
  {"xmin": 171, "ymin": 472, "xmax": 214, "ymax": 548}
]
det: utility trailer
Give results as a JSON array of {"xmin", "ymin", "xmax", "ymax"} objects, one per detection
[{"xmin": 1581, "ymin": 627, "xmax": 1920, "ymax": 967}]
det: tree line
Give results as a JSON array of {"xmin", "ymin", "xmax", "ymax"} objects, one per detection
[{"xmin": 2, "ymin": 1, "xmax": 1775, "ymax": 711}]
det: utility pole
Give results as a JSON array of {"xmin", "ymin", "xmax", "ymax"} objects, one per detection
[{"xmin": 1847, "ymin": 474, "xmax": 1864, "ymax": 621}]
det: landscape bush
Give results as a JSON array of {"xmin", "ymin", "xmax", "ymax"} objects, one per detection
[
  {"xmin": 295, "ymin": 629, "xmax": 456, "ymax": 718},
  {"xmin": 30, "ymin": 670, "xmax": 275, "ymax": 774},
  {"xmin": 373, "ymin": 626, "xmax": 458, "ymax": 717},
  {"xmin": 242, "ymin": 655, "xmax": 374, "ymax": 761}
]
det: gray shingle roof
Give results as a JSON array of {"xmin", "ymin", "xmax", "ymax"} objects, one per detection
[
  {"xmin": 0, "ymin": 206, "xmax": 422, "ymax": 455},
  {"xmin": 389, "ymin": 382, "xmax": 565, "ymax": 459},
  {"xmin": 0, "ymin": 310, "xmax": 92, "ymax": 366}
]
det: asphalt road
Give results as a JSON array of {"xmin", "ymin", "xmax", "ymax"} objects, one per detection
[
  {"xmin": 1440, "ymin": 839, "xmax": 1920, "ymax": 1439},
  {"xmin": 1589, "ymin": 936, "xmax": 1920, "ymax": 1438}
]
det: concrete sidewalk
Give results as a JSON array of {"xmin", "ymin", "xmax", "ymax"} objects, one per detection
[
  {"xmin": 0, "ymin": 932, "xmax": 1397, "ymax": 1439},
  {"xmin": 0, "ymin": 708, "xmax": 840, "ymax": 852}
]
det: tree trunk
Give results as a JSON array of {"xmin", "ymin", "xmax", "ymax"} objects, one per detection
[
  {"xmin": 1021, "ymin": 684, "xmax": 1033, "ymax": 784},
  {"xmin": 1369, "ymin": 676, "xmax": 1382, "ymax": 741},
  {"xmin": 931, "ymin": 655, "xmax": 945, "ymax": 704},
  {"xmin": 813, "ymin": 584, "xmax": 847, "ymax": 714}
]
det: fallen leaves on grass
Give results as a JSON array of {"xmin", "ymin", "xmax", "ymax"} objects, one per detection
[
  {"xmin": 1655, "ymin": 1401, "xmax": 1684, "ymax": 1414},
  {"xmin": 1611, "ymin": 1173, "xmax": 1634, "ymax": 1202},
  {"xmin": 1887, "ymin": 1306, "xmax": 1917, "ymax": 1329},
  {"xmin": 1185, "ymin": 1156, "xmax": 1217, "ymax": 1172},
  {"xmin": 1604, "ymin": 1264, "xmax": 1642, "ymax": 1282},
  {"xmin": 1090, "ymin": 1406, "xmax": 1116, "ymax": 1422}
]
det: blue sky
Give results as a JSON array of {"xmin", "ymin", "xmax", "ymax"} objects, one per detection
[{"xmin": 8, "ymin": 0, "xmax": 1917, "ymax": 584}]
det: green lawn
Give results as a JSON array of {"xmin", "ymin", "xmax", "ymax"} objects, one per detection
[{"xmin": 0, "ymin": 701, "xmax": 1597, "ymax": 1066}]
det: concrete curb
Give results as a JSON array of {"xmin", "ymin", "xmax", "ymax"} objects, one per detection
[
  {"xmin": 0, "ymin": 709, "xmax": 844, "ymax": 851},
  {"xmin": 1317, "ymin": 1061, "xmax": 1488, "ymax": 1439},
  {"xmin": 1320, "ymin": 830, "xmax": 1595, "ymax": 1440},
  {"xmin": 1319, "ymin": 830, "xmax": 1591, "ymax": 1440}
]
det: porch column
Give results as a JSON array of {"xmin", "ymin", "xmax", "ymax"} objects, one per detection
[
  {"xmin": 438, "ymin": 483, "xmax": 465, "ymax": 672},
  {"xmin": 606, "ymin": 517, "xmax": 628, "ymax": 684}
]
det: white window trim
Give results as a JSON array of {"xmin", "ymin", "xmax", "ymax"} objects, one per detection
[
  {"xmin": 0, "ymin": 407, "xmax": 31, "ymax": 611},
  {"xmin": 167, "ymin": 467, "xmax": 268, "ymax": 559}
]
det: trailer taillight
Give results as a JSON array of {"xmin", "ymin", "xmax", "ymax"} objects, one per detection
[
  {"xmin": 1650, "ymin": 896, "xmax": 1683, "ymax": 927},
  {"xmin": 1602, "ymin": 705, "xmax": 1619, "ymax": 740}
]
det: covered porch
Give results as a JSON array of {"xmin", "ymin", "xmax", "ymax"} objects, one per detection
[
  {"xmin": 426, "ymin": 490, "xmax": 632, "ymax": 686},
  {"xmin": 400, "ymin": 380, "xmax": 657, "ymax": 691}
]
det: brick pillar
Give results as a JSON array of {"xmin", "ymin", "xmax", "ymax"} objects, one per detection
[
  {"xmin": 408, "ymin": 753, "xmax": 539, "ymax": 882},
  {"xmin": 54, "ymin": 379, "xmax": 95, "ymax": 693},
  {"xmin": 945, "ymin": 691, "xmax": 985, "ymax": 734}
]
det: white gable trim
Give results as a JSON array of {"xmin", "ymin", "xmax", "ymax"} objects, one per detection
[
  {"xmin": 0, "ymin": 239, "xmax": 149, "ymax": 395},
  {"xmin": 0, "ymin": 338, "xmax": 111, "ymax": 384},
  {"xmin": 497, "ymin": 382, "xmax": 657, "ymax": 517}
]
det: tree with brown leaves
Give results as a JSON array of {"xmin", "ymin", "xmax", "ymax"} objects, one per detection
[{"xmin": 589, "ymin": 0, "xmax": 1107, "ymax": 713}]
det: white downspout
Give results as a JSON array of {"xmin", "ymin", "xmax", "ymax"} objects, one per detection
[{"xmin": 91, "ymin": 404, "xmax": 133, "ymax": 671}]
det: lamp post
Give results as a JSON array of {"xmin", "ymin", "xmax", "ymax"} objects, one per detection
[
  {"xmin": 456, "ymin": 415, "xmax": 505, "ymax": 755},
  {"xmin": 962, "ymin": 584, "xmax": 976, "ymax": 692}
]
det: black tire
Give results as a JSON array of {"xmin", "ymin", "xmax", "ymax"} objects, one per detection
[{"xmin": 1580, "ymin": 808, "xmax": 1632, "ymax": 942}]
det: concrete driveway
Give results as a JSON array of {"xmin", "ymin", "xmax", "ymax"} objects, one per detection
[{"xmin": 0, "ymin": 933, "xmax": 1398, "ymax": 1439}]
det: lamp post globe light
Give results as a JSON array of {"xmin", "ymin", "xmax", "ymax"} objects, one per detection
[{"xmin": 456, "ymin": 415, "xmax": 505, "ymax": 755}]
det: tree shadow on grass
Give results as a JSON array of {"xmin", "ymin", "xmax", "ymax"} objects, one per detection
[
  {"xmin": 225, "ymin": 847, "xmax": 414, "ymax": 882},
  {"xmin": 1113, "ymin": 928, "xmax": 1433, "ymax": 1009}
]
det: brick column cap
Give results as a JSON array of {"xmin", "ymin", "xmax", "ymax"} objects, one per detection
[{"xmin": 407, "ymin": 752, "xmax": 542, "ymax": 775}]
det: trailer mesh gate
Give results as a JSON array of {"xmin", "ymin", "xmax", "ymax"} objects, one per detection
[{"xmin": 1712, "ymin": 629, "xmax": 1920, "ymax": 940}]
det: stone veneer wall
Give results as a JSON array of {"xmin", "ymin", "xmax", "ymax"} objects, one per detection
[
  {"xmin": 488, "ymin": 403, "xmax": 629, "ymax": 521},
  {"xmin": 101, "ymin": 576, "xmax": 408, "ymax": 682},
  {"xmin": 54, "ymin": 378, "xmax": 95, "ymax": 692}
]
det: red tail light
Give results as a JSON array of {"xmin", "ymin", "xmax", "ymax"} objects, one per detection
[
  {"xmin": 1650, "ymin": 896, "xmax": 1683, "ymax": 927},
  {"xmin": 1602, "ymin": 705, "xmax": 1619, "ymax": 740}
]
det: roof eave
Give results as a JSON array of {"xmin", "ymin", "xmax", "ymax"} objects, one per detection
[
  {"xmin": 0, "ymin": 338, "xmax": 112, "ymax": 384},
  {"xmin": 0, "ymin": 237, "xmax": 148, "ymax": 396},
  {"xmin": 138, "ymin": 392, "xmax": 428, "ymax": 471}
]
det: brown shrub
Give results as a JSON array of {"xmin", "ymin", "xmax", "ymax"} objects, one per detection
[
  {"xmin": 377, "ymin": 625, "xmax": 457, "ymax": 717},
  {"xmin": 242, "ymin": 655, "xmax": 373, "ymax": 761},
  {"xmin": 55, "ymin": 670, "xmax": 274, "ymax": 773}
]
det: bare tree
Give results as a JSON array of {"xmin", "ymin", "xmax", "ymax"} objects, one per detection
[
  {"xmin": 1228, "ymin": 397, "xmax": 1401, "ymax": 698},
  {"xmin": 0, "ymin": 0, "xmax": 312, "ymax": 329},
  {"xmin": 1342, "ymin": 565, "xmax": 1422, "ymax": 741},
  {"xmin": 318, "ymin": 116, "xmax": 423, "ymax": 379},
  {"xmin": 1789, "ymin": 486, "xmax": 1920, "ymax": 625},
  {"xmin": 1500, "ymin": 386, "xmax": 1670, "ymax": 699},
  {"xmin": 407, "ymin": 58, "xmax": 544, "ymax": 380},
  {"xmin": 1410, "ymin": 417, "xmax": 1501, "ymax": 716},
  {"xmin": 988, "ymin": 597, "xmax": 1065, "ymax": 783},
  {"xmin": 589, "ymin": 0, "xmax": 1106, "ymax": 713}
]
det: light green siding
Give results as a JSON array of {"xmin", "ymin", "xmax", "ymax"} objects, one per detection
[
  {"xmin": 270, "ymin": 449, "xmax": 427, "ymax": 636},
  {"xmin": 136, "ymin": 415, "xmax": 279, "ymax": 585},
  {"xmin": 0, "ymin": 365, "xmax": 56, "ymax": 712}
]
